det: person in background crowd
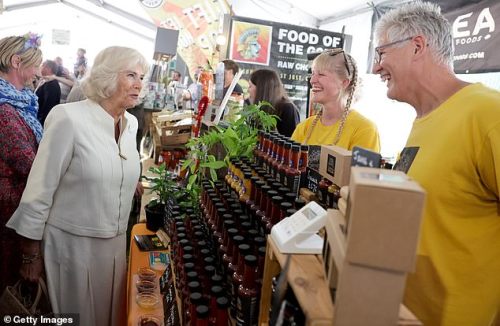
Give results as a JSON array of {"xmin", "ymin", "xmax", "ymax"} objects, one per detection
[
  {"xmin": 36, "ymin": 60, "xmax": 61, "ymax": 125},
  {"xmin": 182, "ymin": 65, "xmax": 203, "ymax": 111},
  {"xmin": 291, "ymin": 49, "xmax": 380, "ymax": 152},
  {"xmin": 373, "ymin": 2, "xmax": 500, "ymax": 325},
  {"xmin": 0, "ymin": 33, "xmax": 43, "ymax": 292},
  {"xmin": 54, "ymin": 56, "xmax": 70, "ymax": 78},
  {"xmin": 7, "ymin": 46, "xmax": 148, "ymax": 326},
  {"xmin": 168, "ymin": 70, "xmax": 181, "ymax": 88},
  {"xmin": 222, "ymin": 59, "xmax": 243, "ymax": 97},
  {"xmin": 65, "ymin": 77, "xmax": 86, "ymax": 103},
  {"xmin": 53, "ymin": 56, "xmax": 74, "ymax": 103},
  {"xmin": 248, "ymin": 68, "xmax": 300, "ymax": 137},
  {"xmin": 168, "ymin": 70, "xmax": 183, "ymax": 109},
  {"xmin": 73, "ymin": 47, "xmax": 87, "ymax": 79}
]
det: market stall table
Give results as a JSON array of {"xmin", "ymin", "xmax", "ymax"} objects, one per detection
[{"xmin": 127, "ymin": 223, "xmax": 167, "ymax": 325}]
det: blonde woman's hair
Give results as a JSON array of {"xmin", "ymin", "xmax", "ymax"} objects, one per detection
[
  {"xmin": 312, "ymin": 49, "xmax": 360, "ymax": 109},
  {"xmin": 81, "ymin": 46, "xmax": 149, "ymax": 102},
  {"xmin": 0, "ymin": 36, "xmax": 43, "ymax": 73}
]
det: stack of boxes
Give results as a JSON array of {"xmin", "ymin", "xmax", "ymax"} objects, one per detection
[{"xmin": 323, "ymin": 167, "xmax": 425, "ymax": 325}]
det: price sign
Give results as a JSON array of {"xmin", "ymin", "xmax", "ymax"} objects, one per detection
[
  {"xmin": 351, "ymin": 146, "xmax": 381, "ymax": 168},
  {"xmin": 305, "ymin": 167, "xmax": 322, "ymax": 193}
]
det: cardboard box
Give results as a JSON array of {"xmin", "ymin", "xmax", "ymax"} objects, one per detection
[
  {"xmin": 319, "ymin": 145, "xmax": 352, "ymax": 187},
  {"xmin": 345, "ymin": 167, "xmax": 425, "ymax": 273},
  {"xmin": 323, "ymin": 209, "xmax": 347, "ymax": 291},
  {"xmin": 334, "ymin": 262, "xmax": 407, "ymax": 326}
]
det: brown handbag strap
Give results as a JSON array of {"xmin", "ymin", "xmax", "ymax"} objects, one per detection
[{"xmin": 25, "ymin": 278, "xmax": 49, "ymax": 315}]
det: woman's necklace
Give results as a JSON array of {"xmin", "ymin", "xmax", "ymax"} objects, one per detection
[{"xmin": 303, "ymin": 107, "xmax": 349, "ymax": 145}]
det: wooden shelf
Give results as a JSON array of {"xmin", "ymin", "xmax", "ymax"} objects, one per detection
[
  {"xmin": 259, "ymin": 236, "xmax": 422, "ymax": 326},
  {"xmin": 259, "ymin": 237, "xmax": 334, "ymax": 326}
]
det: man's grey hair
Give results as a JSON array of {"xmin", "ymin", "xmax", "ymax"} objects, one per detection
[{"xmin": 375, "ymin": 1, "xmax": 454, "ymax": 67}]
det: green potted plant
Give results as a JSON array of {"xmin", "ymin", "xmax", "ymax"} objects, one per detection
[
  {"xmin": 182, "ymin": 101, "xmax": 278, "ymax": 191},
  {"xmin": 143, "ymin": 163, "xmax": 176, "ymax": 231}
]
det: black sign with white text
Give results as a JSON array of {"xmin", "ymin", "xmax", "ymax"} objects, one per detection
[
  {"xmin": 229, "ymin": 16, "xmax": 348, "ymax": 113},
  {"xmin": 432, "ymin": 0, "xmax": 500, "ymax": 73}
]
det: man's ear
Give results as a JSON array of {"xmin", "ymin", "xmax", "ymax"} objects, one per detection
[{"xmin": 413, "ymin": 35, "xmax": 427, "ymax": 58}]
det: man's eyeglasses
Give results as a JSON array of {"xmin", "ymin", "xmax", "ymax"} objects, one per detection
[
  {"xmin": 324, "ymin": 48, "xmax": 351, "ymax": 76},
  {"xmin": 374, "ymin": 37, "xmax": 413, "ymax": 64}
]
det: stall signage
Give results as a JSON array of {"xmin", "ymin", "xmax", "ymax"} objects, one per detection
[
  {"xmin": 140, "ymin": 0, "xmax": 231, "ymax": 78},
  {"xmin": 229, "ymin": 16, "xmax": 347, "ymax": 114},
  {"xmin": 430, "ymin": 0, "xmax": 500, "ymax": 73}
]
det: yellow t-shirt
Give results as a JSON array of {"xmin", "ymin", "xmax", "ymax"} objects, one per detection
[
  {"xmin": 291, "ymin": 109, "xmax": 380, "ymax": 152},
  {"xmin": 396, "ymin": 83, "xmax": 500, "ymax": 326}
]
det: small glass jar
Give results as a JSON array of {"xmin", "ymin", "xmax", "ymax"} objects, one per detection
[
  {"xmin": 137, "ymin": 267, "xmax": 156, "ymax": 282},
  {"xmin": 137, "ymin": 314, "xmax": 163, "ymax": 326}
]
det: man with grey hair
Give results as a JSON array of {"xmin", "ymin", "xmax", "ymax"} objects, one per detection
[{"xmin": 373, "ymin": 2, "xmax": 500, "ymax": 325}]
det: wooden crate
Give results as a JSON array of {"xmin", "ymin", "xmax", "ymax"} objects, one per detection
[
  {"xmin": 152, "ymin": 110, "xmax": 193, "ymax": 146},
  {"xmin": 156, "ymin": 124, "xmax": 191, "ymax": 145}
]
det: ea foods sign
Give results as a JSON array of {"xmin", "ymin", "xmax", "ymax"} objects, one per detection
[{"xmin": 452, "ymin": 7, "xmax": 495, "ymax": 45}]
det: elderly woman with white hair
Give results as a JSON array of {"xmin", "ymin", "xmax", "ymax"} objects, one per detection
[{"xmin": 7, "ymin": 46, "xmax": 149, "ymax": 326}]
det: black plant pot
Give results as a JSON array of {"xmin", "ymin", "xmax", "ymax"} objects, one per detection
[{"xmin": 145, "ymin": 203, "xmax": 165, "ymax": 232}]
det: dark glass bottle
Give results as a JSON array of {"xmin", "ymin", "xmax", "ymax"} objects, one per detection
[
  {"xmin": 214, "ymin": 296, "xmax": 230, "ymax": 326},
  {"xmin": 222, "ymin": 228, "xmax": 239, "ymax": 272},
  {"xmin": 260, "ymin": 190, "xmax": 278, "ymax": 235},
  {"xmin": 265, "ymin": 195, "xmax": 284, "ymax": 234},
  {"xmin": 318, "ymin": 178, "xmax": 333, "ymax": 208},
  {"xmin": 279, "ymin": 202, "xmax": 293, "ymax": 222},
  {"xmin": 255, "ymin": 185, "xmax": 271, "ymax": 232},
  {"xmin": 188, "ymin": 292, "xmax": 204, "ymax": 326},
  {"xmin": 284, "ymin": 145, "xmax": 301, "ymax": 195},
  {"xmin": 278, "ymin": 142, "xmax": 292, "ymax": 185},
  {"xmin": 271, "ymin": 139, "xmax": 285, "ymax": 179},
  {"xmin": 194, "ymin": 304, "xmax": 210, "ymax": 326},
  {"xmin": 209, "ymin": 285, "xmax": 225, "ymax": 325},
  {"xmin": 236, "ymin": 255, "xmax": 259, "ymax": 326},
  {"xmin": 231, "ymin": 243, "xmax": 251, "ymax": 317}
]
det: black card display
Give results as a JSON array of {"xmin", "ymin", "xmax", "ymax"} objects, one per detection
[
  {"xmin": 307, "ymin": 145, "xmax": 322, "ymax": 171},
  {"xmin": 351, "ymin": 146, "xmax": 382, "ymax": 168},
  {"xmin": 305, "ymin": 167, "xmax": 322, "ymax": 193}
]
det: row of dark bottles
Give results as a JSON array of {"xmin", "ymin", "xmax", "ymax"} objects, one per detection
[
  {"xmin": 199, "ymin": 178, "xmax": 267, "ymax": 326},
  {"xmin": 224, "ymin": 157, "xmax": 306, "ymax": 236},
  {"xmin": 253, "ymin": 131, "xmax": 309, "ymax": 197}
]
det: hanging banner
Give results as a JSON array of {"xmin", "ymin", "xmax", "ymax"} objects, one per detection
[
  {"xmin": 229, "ymin": 16, "xmax": 347, "ymax": 114},
  {"xmin": 432, "ymin": 0, "xmax": 500, "ymax": 73},
  {"xmin": 139, "ymin": 0, "xmax": 231, "ymax": 77}
]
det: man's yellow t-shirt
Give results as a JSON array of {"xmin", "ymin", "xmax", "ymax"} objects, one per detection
[
  {"xmin": 395, "ymin": 83, "xmax": 500, "ymax": 326},
  {"xmin": 291, "ymin": 109, "xmax": 380, "ymax": 152}
]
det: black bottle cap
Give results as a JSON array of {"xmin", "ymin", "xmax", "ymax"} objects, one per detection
[
  {"xmin": 216, "ymin": 296, "xmax": 229, "ymax": 308},
  {"xmin": 244, "ymin": 255, "xmax": 258, "ymax": 266},
  {"xmin": 196, "ymin": 305, "xmax": 210, "ymax": 318}
]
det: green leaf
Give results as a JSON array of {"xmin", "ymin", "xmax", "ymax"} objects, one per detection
[
  {"xmin": 200, "ymin": 161, "xmax": 226, "ymax": 169},
  {"xmin": 209, "ymin": 168, "xmax": 218, "ymax": 181},
  {"xmin": 181, "ymin": 158, "xmax": 193, "ymax": 171}
]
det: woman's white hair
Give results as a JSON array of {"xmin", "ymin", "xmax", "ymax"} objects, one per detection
[
  {"xmin": 375, "ymin": 1, "xmax": 454, "ymax": 67},
  {"xmin": 81, "ymin": 46, "xmax": 149, "ymax": 102}
]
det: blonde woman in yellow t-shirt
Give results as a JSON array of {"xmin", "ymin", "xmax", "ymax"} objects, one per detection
[{"xmin": 291, "ymin": 49, "xmax": 380, "ymax": 152}]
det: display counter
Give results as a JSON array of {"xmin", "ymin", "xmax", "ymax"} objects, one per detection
[{"xmin": 127, "ymin": 223, "xmax": 167, "ymax": 326}]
